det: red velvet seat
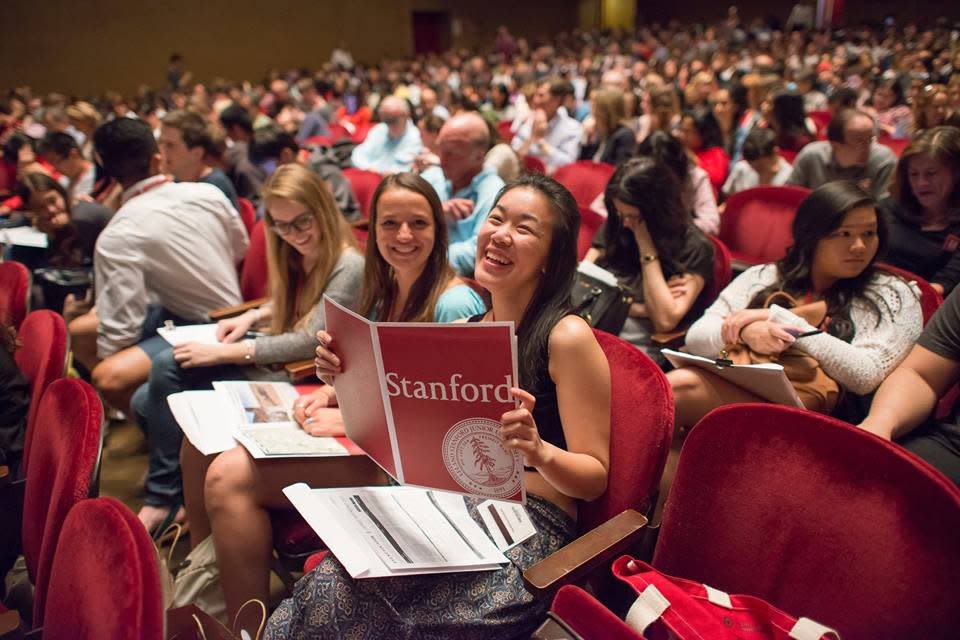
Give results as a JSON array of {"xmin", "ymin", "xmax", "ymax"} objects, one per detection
[
  {"xmin": 0, "ymin": 260, "xmax": 30, "ymax": 328},
  {"xmin": 327, "ymin": 122, "xmax": 352, "ymax": 142},
  {"xmin": 42, "ymin": 497, "xmax": 163, "ymax": 639},
  {"xmin": 303, "ymin": 134, "xmax": 333, "ymax": 148},
  {"xmin": 704, "ymin": 235, "xmax": 733, "ymax": 306},
  {"xmin": 236, "ymin": 196, "xmax": 257, "ymax": 237},
  {"xmin": 577, "ymin": 206, "xmax": 605, "ymax": 261},
  {"xmin": 240, "ymin": 219, "xmax": 269, "ymax": 301},
  {"xmin": 522, "ymin": 155, "xmax": 547, "ymax": 175},
  {"xmin": 653, "ymin": 404, "xmax": 960, "ymax": 640},
  {"xmin": 549, "ymin": 585, "xmax": 641, "ymax": 639},
  {"xmin": 718, "ymin": 185, "xmax": 810, "ymax": 269},
  {"xmin": 876, "ymin": 262, "xmax": 943, "ymax": 325},
  {"xmin": 342, "ymin": 167, "xmax": 383, "ymax": 219},
  {"xmin": 350, "ymin": 122, "xmax": 374, "ymax": 144},
  {"xmin": 878, "ymin": 136, "xmax": 910, "ymax": 158},
  {"xmin": 808, "ymin": 111, "xmax": 831, "ymax": 137},
  {"xmin": 23, "ymin": 378, "xmax": 103, "ymax": 626},
  {"xmin": 15, "ymin": 310, "xmax": 68, "ymax": 467},
  {"xmin": 553, "ymin": 161, "xmax": 616, "ymax": 210}
]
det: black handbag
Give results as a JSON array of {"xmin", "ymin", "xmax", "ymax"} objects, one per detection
[{"xmin": 571, "ymin": 271, "xmax": 633, "ymax": 334}]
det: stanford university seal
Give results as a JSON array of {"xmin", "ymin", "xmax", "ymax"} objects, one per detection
[{"xmin": 442, "ymin": 417, "xmax": 521, "ymax": 498}]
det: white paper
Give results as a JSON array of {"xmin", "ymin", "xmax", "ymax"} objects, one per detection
[
  {"xmin": 167, "ymin": 391, "xmax": 239, "ymax": 455},
  {"xmin": 241, "ymin": 428, "xmax": 347, "ymax": 456},
  {"xmin": 158, "ymin": 323, "xmax": 221, "ymax": 346},
  {"xmin": 661, "ymin": 348, "xmax": 804, "ymax": 407},
  {"xmin": 283, "ymin": 484, "xmax": 508, "ymax": 578},
  {"xmin": 0, "ymin": 226, "xmax": 48, "ymax": 248},
  {"xmin": 477, "ymin": 499, "xmax": 537, "ymax": 551},
  {"xmin": 213, "ymin": 381, "xmax": 300, "ymax": 427},
  {"xmin": 577, "ymin": 260, "xmax": 619, "ymax": 287}
]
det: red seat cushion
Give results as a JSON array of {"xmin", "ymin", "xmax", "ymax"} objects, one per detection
[
  {"xmin": 43, "ymin": 497, "xmax": 164, "ymax": 639},
  {"xmin": 550, "ymin": 585, "xmax": 642, "ymax": 640},
  {"xmin": 0, "ymin": 261, "xmax": 30, "ymax": 328},
  {"xmin": 342, "ymin": 168, "xmax": 383, "ymax": 219},
  {"xmin": 240, "ymin": 219, "xmax": 269, "ymax": 301},
  {"xmin": 554, "ymin": 161, "xmax": 616, "ymax": 210},
  {"xmin": 23, "ymin": 378, "xmax": 103, "ymax": 626},
  {"xmin": 719, "ymin": 186, "xmax": 810, "ymax": 267},
  {"xmin": 236, "ymin": 197, "xmax": 257, "ymax": 237}
]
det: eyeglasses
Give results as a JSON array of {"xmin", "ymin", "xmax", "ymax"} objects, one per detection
[{"xmin": 269, "ymin": 212, "xmax": 314, "ymax": 236}]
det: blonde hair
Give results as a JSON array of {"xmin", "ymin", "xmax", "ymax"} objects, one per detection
[
  {"xmin": 65, "ymin": 101, "xmax": 101, "ymax": 132},
  {"xmin": 261, "ymin": 163, "xmax": 357, "ymax": 334},
  {"xmin": 591, "ymin": 89, "xmax": 626, "ymax": 137}
]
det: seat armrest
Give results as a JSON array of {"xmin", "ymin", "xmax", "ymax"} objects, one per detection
[
  {"xmin": 0, "ymin": 610, "xmax": 22, "ymax": 640},
  {"xmin": 209, "ymin": 297, "xmax": 270, "ymax": 321},
  {"xmin": 522, "ymin": 509, "xmax": 647, "ymax": 598},
  {"xmin": 285, "ymin": 359, "xmax": 317, "ymax": 383},
  {"xmin": 0, "ymin": 465, "xmax": 8, "ymax": 489}
]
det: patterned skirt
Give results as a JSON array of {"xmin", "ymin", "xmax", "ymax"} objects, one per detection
[{"xmin": 264, "ymin": 494, "xmax": 576, "ymax": 640}]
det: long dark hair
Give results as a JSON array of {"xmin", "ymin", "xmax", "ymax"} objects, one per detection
[
  {"xmin": 16, "ymin": 172, "xmax": 85, "ymax": 268},
  {"xmin": 771, "ymin": 92, "xmax": 810, "ymax": 141},
  {"xmin": 683, "ymin": 109, "xmax": 725, "ymax": 150},
  {"xmin": 637, "ymin": 131, "xmax": 690, "ymax": 186},
  {"xmin": 748, "ymin": 181, "xmax": 890, "ymax": 342},
  {"xmin": 358, "ymin": 173, "xmax": 456, "ymax": 322},
  {"xmin": 492, "ymin": 174, "xmax": 580, "ymax": 391},
  {"xmin": 600, "ymin": 157, "xmax": 689, "ymax": 275}
]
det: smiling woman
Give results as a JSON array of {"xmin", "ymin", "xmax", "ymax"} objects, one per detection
[
  {"xmin": 880, "ymin": 126, "xmax": 960, "ymax": 296},
  {"xmin": 669, "ymin": 181, "xmax": 922, "ymax": 427}
]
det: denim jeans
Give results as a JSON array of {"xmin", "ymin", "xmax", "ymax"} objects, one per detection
[{"xmin": 130, "ymin": 348, "xmax": 248, "ymax": 507}]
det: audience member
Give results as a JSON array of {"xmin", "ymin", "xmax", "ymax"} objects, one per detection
[
  {"xmin": 183, "ymin": 173, "xmax": 486, "ymax": 618},
  {"xmin": 722, "ymin": 127, "xmax": 793, "ymax": 196},
  {"xmin": 788, "ymin": 109, "xmax": 897, "ymax": 199},
  {"xmin": 249, "ymin": 123, "xmax": 360, "ymax": 222},
  {"xmin": 579, "ymin": 89, "xmax": 636, "ymax": 166},
  {"xmin": 421, "ymin": 112, "xmax": 506, "ymax": 276},
  {"xmin": 913, "ymin": 83, "xmax": 951, "ymax": 133},
  {"xmin": 132, "ymin": 163, "xmax": 362, "ymax": 531},
  {"xmin": 159, "ymin": 109, "xmax": 239, "ymax": 209},
  {"xmin": 880, "ymin": 126, "xmax": 960, "ymax": 296},
  {"xmin": 677, "ymin": 109, "xmax": 729, "ymax": 194},
  {"xmin": 265, "ymin": 174, "xmax": 610, "ymax": 639},
  {"xmin": 764, "ymin": 92, "xmax": 815, "ymax": 153},
  {"xmin": 585, "ymin": 158, "xmax": 714, "ymax": 365},
  {"xmin": 38, "ymin": 131, "xmax": 97, "ymax": 202},
  {"xmin": 638, "ymin": 131, "xmax": 719, "ymax": 235},
  {"xmin": 511, "ymin": 78, "xmax": 583, "ymax": 173},
  {"xmin": 350, "ymin": 96, "xmax": 422, "ymax": 173},
  {"xmin": 669, "ymin": 181, "xmax": 921, "ymax": 427},
  {"xmin": 219, "ymin": 102, "xmax": 265, "ymax": 204},
  {"xmin": 869, "ymin": 77, "xmax": 913, "ymax": 139},
  {"xmin": 68, "ymin": 118, "xmax": 248, "ymax": 416},
  {"xmin": 861, "ymin": 284, "xmax": 960, "ymax": 484}
]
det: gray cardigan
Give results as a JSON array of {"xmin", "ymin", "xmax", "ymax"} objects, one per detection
[{"xmin": 253, "ymin": 248, "xmax": 364, "ymax": 364}]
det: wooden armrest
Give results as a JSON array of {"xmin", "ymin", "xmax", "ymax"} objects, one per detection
[
  {"xmin": 0, "ymin": 466, "xmax": 9, "ymax": 489},
  {"xmin": 351, "ymin": 219, "xmax": 369, "ymax": 230},
  {"xmin": 284, "ymin": 359, "xmax": 317, "ymax": 382},
  {"xmin": 0, "ymin": 610, "xmax": 22, "ymax": 639},
  {"xmin": 651, "ymin": 327, "xmax": 687, "ymax": 346},
  {"xmin": 209, "ymin": 297, "xmax": 270, "ymax": 321},
  {"xmin": 522, "ymin": 509, "xmax": 647, "ymax": 598}
]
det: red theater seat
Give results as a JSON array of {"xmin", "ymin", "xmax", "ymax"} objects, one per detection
[
  {"xmin": 523, "ymin": 155, "xmax": 547, "ymax": 174},
  {"xmin": 23, "ymin": 378, "xmax": 103, "ymax": 627},
  {"xmin": 653, "ymin": 404, "xmax": 960, "ymax": 640},
  {"xmin": 719, "ymin": 185, "xmax": 810, "ymax": 270},
  {"xmin": 42, "ymin": 497, "xmax": 163, "ymax": 639},
  {"xmin": 236, "ymin": 196, "xmax": 257, "ymax": 237},
  {"xmin": 342, "ymin": 168, "xmax": 383, "ymax": 219},
  {"xmin": 15, "ymin": 310, "xmax": 68, "ymax": 467},
  {"xmin": 553, "ymin": 161, "xmax": 616, "ymax": 209},
  {"xmin": 0, "ymin": 260, "xmax": 30, "ymax": 328},
  {"xmin": 240, "ymin": 219, "xmax": 269, "ymax": 301}
]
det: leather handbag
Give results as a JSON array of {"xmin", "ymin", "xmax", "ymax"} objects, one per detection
[
  {"xmin": 571, "ymin": 263, "xmax": 633, "ymax": 335},
  {"xmin": 722, "ymin": 292, "xmax": 840, "ymax": 414},
  {"xmin": 612, "ymin": 556, "xmax": 841, "ymax": 640}
]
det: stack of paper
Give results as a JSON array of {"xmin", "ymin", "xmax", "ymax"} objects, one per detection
[
  {"xmin": 661, "ymin": 348, "xmax": 803, "ymax": 407},
  {"xmin": 168, "ymin": 381, "xmax": 359, "ymax": 458},
  {"xmin": 284, "ymin": 483, "xmax": 536, "ymax": 578},
  {"xmin": 0, "ymin": 226, "xmax": 48, "ymax": 249}
]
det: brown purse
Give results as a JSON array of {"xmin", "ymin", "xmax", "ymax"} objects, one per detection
[{"xmin": 722, "ymin": 292, "xmax": 840, "ymax": 414}]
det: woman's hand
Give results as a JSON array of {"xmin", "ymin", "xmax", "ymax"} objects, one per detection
[
  {"xmin": 621, "ymin": 214, "xmax": 656, "ymax": 255},
  {"xmin": 501, "ymin": 388, "xmax": 551, "ymax": 468},
  {"xmin": 216, "ymin": 310, "xmax": 257, "ymax": 343},
  {"xmin": 721, "ymin": 309, "xmax": 770, "ymax": 345},
  {"xmin": 293, "ymin": 388, "xmax": 334, "ymax": 423},
  {"xmin": 296, "ymin": 406, "xmax": 346, "ymax": 437},
  {"xmin": 173, "ymin": 342, "xmax": 229, "ymax": 368},
  {"xmin": 739, "ymin": 321, "xmax": 796, "ymax": 355},
  {"xmin": 314, "ymin": 330, "xmax": 342, "ymax": 384}
]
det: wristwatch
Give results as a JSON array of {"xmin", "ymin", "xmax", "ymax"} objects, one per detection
[{"xmin": 640, "ymin": 253, "xmax": 658, "ymax": 264}]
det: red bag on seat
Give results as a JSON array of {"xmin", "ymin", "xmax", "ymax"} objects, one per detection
[{"xmin": 612, "ymin": 557, "xmax": 840, "ymax": 640}]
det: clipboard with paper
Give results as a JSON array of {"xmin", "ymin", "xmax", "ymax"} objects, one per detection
[{"xmin": 661, "ymin": 348, "xmax": 804, "ymax": 407}]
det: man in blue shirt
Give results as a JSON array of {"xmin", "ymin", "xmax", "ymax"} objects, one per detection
[
  {"xmin": 350, "ymin": 96, "xmax": 422, "ymax": 173},
  {"xmin": 511, "ymin": 78, "xmax": 583, "ymax": 173},
  {"xmin": 421, "ymin": 112, "xmax": 505, "ymax": 276}
]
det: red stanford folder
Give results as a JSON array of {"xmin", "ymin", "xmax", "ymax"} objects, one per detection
[{"xmin": 324, "ymin": 296, "xmax": 525, "ymax": 503}]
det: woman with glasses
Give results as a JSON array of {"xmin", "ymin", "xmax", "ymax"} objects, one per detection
[{"xmin": 129, "ymin": 162, "xmax": 364, "ymax": 533}]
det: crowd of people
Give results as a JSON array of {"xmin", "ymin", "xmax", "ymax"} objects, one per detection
[{"xmin": 3, "ymin": 10, "xmax": 960, "ymax": 638}]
